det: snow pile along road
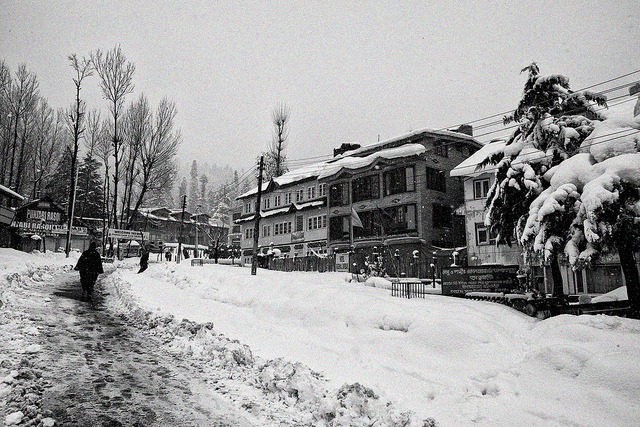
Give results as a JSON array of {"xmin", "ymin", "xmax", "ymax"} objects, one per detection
[
  {"xmin": 0, "ymin": 249, "xmax": 77, "ymax": 427},
  {"xmin": 105, "ymin": 262, "xmax": 434, "ymax": 426},
  {"xmin": 112, "ymin": 261, "xmax": 640, "ymax": 426}
]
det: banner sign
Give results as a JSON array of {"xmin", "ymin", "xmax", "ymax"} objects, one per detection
[
  {"xmin": 26, "ymin": 209, "xmax": 61, "ymax": 222},
  {"xmin": 335, "ymin": 253, "xmax": 350, "ymax": 272},
  {"xmin": 107, "ymin": 228, "xmax": 149, "ymax": 240},
  {"xmin": 441, "ymin": 265, "xmax": 519, "ymax": 296},
  {"xmin": 11, "ymin": 221, "xmax": 88, "ymax": 236}
]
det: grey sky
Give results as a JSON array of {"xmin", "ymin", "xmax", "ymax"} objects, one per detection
[{"xmin": 2, "ymin": 1, "xmax": 639, "ymax": 175}]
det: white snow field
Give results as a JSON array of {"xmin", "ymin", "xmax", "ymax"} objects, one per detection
[
  {"xmin": 110, "ymin": 259, "xmax": 640, "ymax": 426},
  {"xmin": 2, "ymin": 250, "xmax": 640, "ymax": 426}
]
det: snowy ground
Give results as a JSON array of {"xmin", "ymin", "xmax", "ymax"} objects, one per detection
[{"xmin": 2, "ymin": 250, "xmax": 640, "ymax": 426}]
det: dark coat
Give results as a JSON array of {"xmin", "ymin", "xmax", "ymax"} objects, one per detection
[{"xmin": 75, "ymin": 248, "xmax": 104, "ymax": 290}]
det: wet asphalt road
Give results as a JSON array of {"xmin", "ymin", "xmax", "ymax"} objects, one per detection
[{"xmin": 34, "ymin": 272, "xmax": 254, "ymax": 427}]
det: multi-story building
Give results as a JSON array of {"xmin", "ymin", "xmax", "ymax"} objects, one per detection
[
  {"xmin": 320, "ymin": 127, "xmax": 482, "ymax": 272},
  {"xmin": 130, "ymin": 207, "xmax": 228, "ymax": 257},
  {"xmin": 449, "ymin": 139, "xmax": 522, "ymax": 267},
  {"xmin": 235, "ymin": 166, "xmax": 330, "ymax": 265},
  {"xmin": 450, "ymin": 139, "xmax": 638, "ymax": 296}
]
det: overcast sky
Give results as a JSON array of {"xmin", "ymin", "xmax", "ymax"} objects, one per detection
[{"xmin": 2, "ymin": 1, "xmax": 639, "ymax": 176}]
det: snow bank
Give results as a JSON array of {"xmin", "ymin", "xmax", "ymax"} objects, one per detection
[{"xmin": 111, "ymin": 261, "xmax": 640, "ymax": 426}]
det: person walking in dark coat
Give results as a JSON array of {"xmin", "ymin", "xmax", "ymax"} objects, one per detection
[
  {"xmin": 74, "ymin": 242, "xmax": 104, "ymax": 299},
  {"xmin": 138, "ymin": 246, "xmax": 150, "ymax": 273}
]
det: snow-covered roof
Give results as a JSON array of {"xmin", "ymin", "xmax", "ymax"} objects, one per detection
[
  {"xmin": 318, "ymin": 144, "xmax": 426, "ymax": 180},
  {"xmin": 0, "ymin": 184, "xmax": 24, "ymax": 201},
  {"xmin": 237, "ymin": 127, "xmax": 481, "ymax": 199},
  {"xmin": 450, "ymin": 140, "xmax": 506, "ymax": 178},
  {"xmin": 345, "ymin": 127, "xmax": 478, "ymax": 158}
]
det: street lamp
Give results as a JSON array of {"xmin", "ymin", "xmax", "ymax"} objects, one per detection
[{"xmin": 432, "ymin": 251, "xmax": 437, "ymax": 288}]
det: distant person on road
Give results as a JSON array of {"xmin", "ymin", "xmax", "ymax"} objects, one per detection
[
  {"xmin": 183, "ymin": 247, "xmax": 189, "ymax": 259},
  {"xmin": 138, "ymin": 246, "xmax": 150, "ymax": 273},
  {"xmin": 74, "ymin": 242, "xmax": 104, "ymax": 299},
  {"xmin": 165, "ymin": 250, "xmax": 171, "ymax": 262}
]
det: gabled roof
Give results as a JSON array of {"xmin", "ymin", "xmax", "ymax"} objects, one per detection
[
  {"xmin": 237, "ymin": 127, "xmax": 481, "ymax": 199},
  {"xmin": 17, "ymin": 195, "xmax": 65, "ymax": 213},
  {"xmin": 450, "ymin": 140, "xmax": 506, "ymax": 178}
]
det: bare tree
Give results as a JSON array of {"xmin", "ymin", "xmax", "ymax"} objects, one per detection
[
  {"xmin": 269, "ymin": 102, "xmax": 290, "ymax": 178},
  {"xmin": 65, "ymin": 53, "xmax": 93, "ymax": 256},
  {"xmin": 92, "ymin": 45, "xmax": 135, "ymax": 228},
  {"xmin": 95, "ymin": 118, "xmax": 112, "ymax": 248},
  {"xmin": 3, "ymin": 64, "xmax": 39, "ymax": 191},
  {"xmin": 30, "ymin": 101, "xmax": 65, "ymax": 198},
  {"xmin": 120, "ymin": 94, "xmax": 149, "ymax": 225},
  {"xmin": 126, "ymin": 98, "xmax": 181, "ymax": 227}
]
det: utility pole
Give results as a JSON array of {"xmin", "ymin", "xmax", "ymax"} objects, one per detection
[
  {"xmin": 177, "ymin": 195, "xmax": 186, "ymax": 264},
  {"xmin": 194, "ymin": 207, "xmax": 199, "ymax": 259},
  {"xmin": 251, "ymin": 156, "xmax": 264, "ymax": 275}
]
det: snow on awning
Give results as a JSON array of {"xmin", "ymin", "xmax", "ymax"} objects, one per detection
[
  {"xmin": 294, "ymin": 200, "xmax": 325, "ymax": 210},
  {"xmin": 450, "ymin": 140, "xmax": 506, "ymax": 178},
  {"xmin": 234, "ymin": 214, "xmax": 255, "ymax": 224},
  {"xmin": 0, "ymin": 183, "xmax": 24, "ymax": 201},
  {"xmin": 262, "ymin": 206, "xmax": 294, "ymax": 218}
]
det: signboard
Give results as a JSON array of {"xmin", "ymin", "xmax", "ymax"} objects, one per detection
[
  {"xmin": 148, "ymin": 240, "xmax": 164, "ymax": 253},
  {"xmin": 26, "ymin": 209, "xmax": 61, "ymax": 222},
  {"xmin": 0, "ymin": 206, "xmax": 15, "ymax": 226},
  {"xmin": 441, "ymin": 265, "xmax": 519, "ymax": 296},
  {"xmin": 335, "ymin": 253, "xmax": 350, "ymax": 272},
  {"xmin": 107, "ymin": 228, "xmax": 149, "ymax": 241},
  {"xmin": 291, "ymin": 231, "xmax": 305, "ymax": 243},
  {"xmin": 11, "ymin": 221, "xmax": 88, "ymax": 236}
]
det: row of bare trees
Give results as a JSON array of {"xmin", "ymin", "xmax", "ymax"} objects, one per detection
[{"xmin": 1, "ymin": 46, "xmax": 181, "ymax": 248}]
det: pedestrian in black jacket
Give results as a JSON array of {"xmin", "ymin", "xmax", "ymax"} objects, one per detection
[
  {"xmin": 138, "ymin": 246, "xmax": 150, "ymax": 273},
  {"xmin": 74, "ymin": 242, "xmax": 104, "ymax": 298}
]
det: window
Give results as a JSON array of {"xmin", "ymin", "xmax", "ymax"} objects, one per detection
[
  {"xmin": 329, "ymin": 182, "xmax": 350, "ymax": 207},
  {"xmin": 473, "ymin": 179, "xmax": 490, "ymax": 199},
  {"xmin": 274, "ymin": 195, "xmax": 281, "ymax": 206},
  {"xmin": 432, "ymin": 204, "xmax": 452, "ymax": 228},
  {"xmin": 274, "ymin": 221, "xmax": 292, "ymax": 235},
  {"xmin": 263, "ymin": 225, "xmax": 271, "ymax": 237},
  {"xmin": 352, "ymin": 174, "xmax": 380, "ymax": 202},
  {"xmin": 373, "ymin": 204, "xmax": 417, "ymax": 236},
  {"xmin": 308, "ymin": 215, "xmax": 327, "ymax": 230},
  {"xmin": 329, "ymin": 216, "xmax": 350, "ymax": 240},
  {"xmin": 296, "ymin": 189, "xmax": 304, "ymax": 202},
  {"xmin": 296, "ymin": 215, "xmax": 304, "ymax": 232},
  {"xmin": 232, "ymin": 225, "xmax": 240, "ymax": 234},
  {"xmin": 263, "ymin": 198, "xmax": 271, "ymax": 209},
  {"xmin": 475, "ymin": 222, "xmax": 497, "ymax": 245},
  {"xmin": 285, "ymin": 192, "xmax": 292, "ymax": 204},
  {"xmin": 307, "ymin": 186, "xmax": 316, "ymax": 199},
  {"xmin": 434, "ymin": 141, "xmax": 448, "ymax": 157},
  {"xmin": 383, "ymin": 166, "xmax": 415, "ymax": 196},
  {"xmin": 318, "ymin": 183, "xmax": 327, "ymax": 197},
  {"xmin": 244, "ymin": 228, "xmax": 254, "ymax": 240},
  {"xmin": 244, "ymin": 202, "xmax": 253, "ymax": 214},
  {"xmin": 426, "ymin": 167, "xmax": 446, "ymax": 192}
]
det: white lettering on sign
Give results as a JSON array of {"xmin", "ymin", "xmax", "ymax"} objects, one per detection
[
  {"xmin": 26, "ymin": 209, "xmax": 61, "ymax": 222},
  {"xmin": 11, "ymin": 221, "xmax": 88, "ymax": 235},
  {"xmin": 107, "ymin": 228, "xmax": 149, "ymax": 240}
]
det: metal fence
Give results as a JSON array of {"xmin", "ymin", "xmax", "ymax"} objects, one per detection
[
  {"xmin": 391, "ymin": 280, "xmax": 429, "ymax": 299},
  {"xmin": 269, "ymin": 256, "xmax": 336, "ymax": 273}
]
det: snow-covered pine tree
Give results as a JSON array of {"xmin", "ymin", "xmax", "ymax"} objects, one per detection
[
  {"xmin": 76, "ymin": 153, "xmax": 104, "ymax": 219},
  {"xmin": 483, "ymin": 63, "xmax": 607, "ymax": 297}
]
